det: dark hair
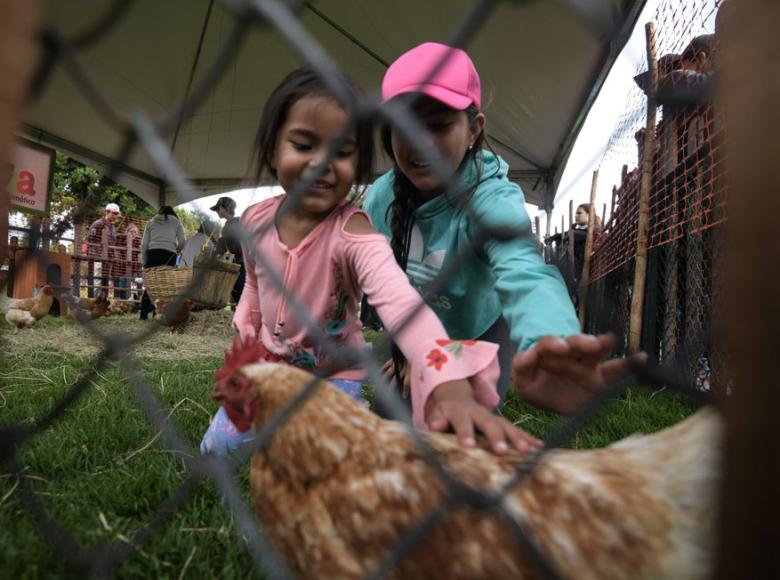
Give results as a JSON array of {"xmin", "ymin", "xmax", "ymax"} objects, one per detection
[
  {"xmin": 249, "ymin": 67, "xmax": 374, "ymax": 189},
  {"xmin": 158, "ymin": 205, "xmax": 177, "ymax": 221},
  {"xmin": 380, "ymin": 102, "xmax": 489, "ymax": 385},
  {"xmin": 577, "ymin": 203, "xmax": 603, "ymax": 229}
]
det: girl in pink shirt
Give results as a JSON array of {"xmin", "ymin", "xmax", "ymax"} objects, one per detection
[{"xmin": 200, "ymin": 68, "xmax": 540, "ymax": 456}]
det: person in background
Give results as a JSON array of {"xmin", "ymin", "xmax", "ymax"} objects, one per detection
[
  {"xmin": 87, "ymin": 203, "xmax": 121, "ymax": 298},
  {"xmin": 2, "ymin": 236, "xmax": 20, "ymax": 297},
  {"xmin": 546, "ymin": 203, "xmax": 603, "ymax": 287},
  {"xmin": 139, "ymin": 206, "xmax": 187, "ymax": 320},
  {"xmin": 122, "ymin": 222, "xmax": 142, "ymax": 301},
  {"xmin": 210, "ymin": 196, "xmax": 245, "ymax": 306},
  {"xmin": 180, "ymin": 220, "xmax": 217, "ymax": 268}
]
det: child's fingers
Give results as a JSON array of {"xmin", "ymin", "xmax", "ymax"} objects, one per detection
[
  {"xmin": 426, "ymin": 406, "xmax": 449, "ymax": 432},
  {"xmin": 473, "ymin": 410, "xmax": 540, "ymax": 454},
  {"xmin": 381, "ymin": 358, "xmax": 394, "ymax": 378},
  {"xmin": 445, "ymin": 407, "xmax": 476, "ymax": 448},
  {"xmin": 514, "ymin": 336, "xmax": 571, "ymax": 377},
  {"xmin": 564, "ymin": 333, "xmax": 616, "ymax": 368}
]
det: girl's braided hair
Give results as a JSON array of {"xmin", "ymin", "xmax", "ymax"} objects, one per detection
[{"xmin": 379, "ymin": 104, "xmax": 492, "ymax": 394}]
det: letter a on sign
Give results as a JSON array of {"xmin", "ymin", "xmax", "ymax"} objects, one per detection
[{"xmin": 8, "ymin": 140, "xmax": 54, "ymax": 216}]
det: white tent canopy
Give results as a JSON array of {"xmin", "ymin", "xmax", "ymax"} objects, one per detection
[{"xmin": 24, "ymin": 0, "xmax": 645, "ymax": 210}]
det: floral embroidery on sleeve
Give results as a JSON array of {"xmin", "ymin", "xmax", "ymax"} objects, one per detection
[
  {"xmin": 427, "ymin": 349, "xmax": 448, "ymax": 371},
  {"xmin": 434, "ymin": 339, "xmax": 476, "ymax": 358}
]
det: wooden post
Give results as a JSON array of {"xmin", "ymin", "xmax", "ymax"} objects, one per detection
[
  {"xmin": 716, "ymin": 0, "xmax": 780, "ymax": 576},
  {"xmin": 611, "ymin": 185, "xmax": 617, "ymax": 215},
  {"xmin": 579, "ymin": 170, "xmax": 599, "ymax": 327},
  {"xmin": 0, "ymin": 0, "xmax": 39, "ymax": 266},
  {"xmin": 628, "ymin": 22, "xmax": 658, "ymax": 353},
  {"xmin": 567, "ymin": 200, "xmax": 575, "ymax": 283}
]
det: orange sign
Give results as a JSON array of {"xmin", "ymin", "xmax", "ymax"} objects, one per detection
[{"xmin": 7, "ymin": 139, "xmax": 55, "ymax": 216}]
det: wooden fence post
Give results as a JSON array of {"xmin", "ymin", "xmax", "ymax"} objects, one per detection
[
  {"xmin": 628, "ymin": 22, "xmax": 658, "ymax": 353},
  {"xmin": 567, "ymin": 200, "xmax": 575, "ymax": 284},
  {"xmin": 579, "ymin": 170, "xmax": 599, "ymax": 327},
  {"xmin": 716, "ymin": 0, "xmax": 780, "ymax": 576}
]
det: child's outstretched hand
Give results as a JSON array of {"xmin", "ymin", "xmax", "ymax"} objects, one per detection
[
  {"xmin": 427, "ymin": 379, "xmax": 543, "ymax": 454},
  {"xmin": 511, "ymin": 334, "xmax": 646, "ymax": 415}
]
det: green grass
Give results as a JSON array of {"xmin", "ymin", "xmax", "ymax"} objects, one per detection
[{"xmin": 0, "ymin": 325, "xmax": 696, "ymax": 578}]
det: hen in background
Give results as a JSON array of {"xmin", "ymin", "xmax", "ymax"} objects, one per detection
[
  {"xmin": 155, "ymin": 298, "xmax": 194, "ymax": 333},
  {"xmin": 76, "ymin": 289, "xmax": 111, "ymax": 321},
  {"xmin": 1, "ymin": 284, "xmax": 56, "ymax": 332},
  {"xmin": 107, "ymin": 298, "xmax": 139, "ymax": 316},
  {"xmin": 213, "ymin": 337, "xmax": 721, "ymax": 580}
]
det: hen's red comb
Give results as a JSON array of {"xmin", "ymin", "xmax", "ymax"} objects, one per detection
[{"xmin": 212, "ymin": 336, "xmax": 277, "ymax": 432}]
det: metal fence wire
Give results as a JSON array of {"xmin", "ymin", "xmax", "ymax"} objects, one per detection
[
  {"xmin": 1, "ymin": 0, "xmax": 715, "ymax": 578},
  {"xmin": 579, "ymin": 0, "xmax": 725, "ymax": 388}
]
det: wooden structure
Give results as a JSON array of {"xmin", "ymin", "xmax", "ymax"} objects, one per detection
[{"xmin": 10, "ymin": 249, "xmax": 71, "ymax": 315}]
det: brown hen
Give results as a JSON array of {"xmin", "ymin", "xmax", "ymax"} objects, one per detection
[
  {"xmin": 1, "ymin": 284, "xmax": 56, "ymax": 331},
  {"xmin": 155, "ymin": 298, "xmax": 194, "ymax": 332},
  {"xmin": 76, "ymin": 289, "xmax": 111, "ymax": 320},
  {"xmin": 212, "ymin": 338, "xmax": 720, "ymax": 580}
]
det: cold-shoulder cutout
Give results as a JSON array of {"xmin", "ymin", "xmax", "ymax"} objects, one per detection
[{"xmin": 343, "ymin": 211, "xmax": 376, "ymax": 236}]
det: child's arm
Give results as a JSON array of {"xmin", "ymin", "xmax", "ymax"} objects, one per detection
[
  {"xmin": 232, "ymin": 223, "xmax": 262, "ymax": 342},
  {"xmin": 345, "ymin": 213, "xmax": 540, "ymax": 453},
  {"xmin": 472, "ymin": 186, "xmax": 641, "ymax": 414}
]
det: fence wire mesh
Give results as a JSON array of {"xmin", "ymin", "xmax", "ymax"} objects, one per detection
[
  {"xmin": 2, "ymin": 0, "xmax": 716, "ymax": 578},
  {"xmin": 570, "ymin": 0, "xmax": 726, "ymax": 387}
]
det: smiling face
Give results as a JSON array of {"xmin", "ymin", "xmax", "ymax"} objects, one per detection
[
  {"xmin": 273, "ymin": 95, "xmax": 358, "ymax": 219},
  {"xmin": 390, "ymin": 95, "xmax": 484, "ymax": 198}
]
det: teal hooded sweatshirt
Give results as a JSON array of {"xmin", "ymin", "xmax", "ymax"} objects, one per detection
[{"xmin": 364, "ymin": 150, "xmax": 579, "ymax": 352}]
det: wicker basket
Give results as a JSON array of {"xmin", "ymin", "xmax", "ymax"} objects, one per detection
[
  {"xmin": 191, "ymin": 256, "xmax": 240, "ymax": 308},
  {"xmin": 142, "ymin": 258, "xmax": 239, "ymax": 308},
  {"xmin": 141, "ymin": 266, "xmax": 193, "ymax": 302}
]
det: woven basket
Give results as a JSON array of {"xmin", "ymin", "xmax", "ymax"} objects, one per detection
[
  {"xmin": 191, "ymin": 256, "xmax": 240, "ymax": 308},
  {"xmin": 141, "ymin": 266, "xmax": 193, "ymax": 302}
]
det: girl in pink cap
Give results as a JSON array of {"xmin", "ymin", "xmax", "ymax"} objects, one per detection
[
  {"xmin": 201, "ymin": 68, "xmax": 541, "ymax": 455},
  {"xmin": 365, "ymin": 42, "xmax": 643, "ymax": 416}
]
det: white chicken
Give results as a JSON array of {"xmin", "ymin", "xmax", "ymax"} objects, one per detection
[{"xmin": 1, "ymin": 284, "xmax": 56, "ymax": 332}]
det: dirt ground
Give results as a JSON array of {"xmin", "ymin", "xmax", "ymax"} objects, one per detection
[{"xmin": 2, "ymin": 309, "xmax": 236, "ymax": 361}]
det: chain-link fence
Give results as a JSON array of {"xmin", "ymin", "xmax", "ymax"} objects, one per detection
[
  {"xmin": 1, "ymin": 0, "xmax": 728, "ymax": 578},
  {"xmin": 575, "ymin": 0, "xmax": 726, "ymax": 388}
]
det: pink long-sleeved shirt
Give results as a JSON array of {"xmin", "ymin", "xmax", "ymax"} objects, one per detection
[{"xmin": 233, "ymin": 196, "xmax": 499, "ymax": 428}]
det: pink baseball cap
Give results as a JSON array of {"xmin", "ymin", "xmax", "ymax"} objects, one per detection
[{"xmin": 382, "ymin": 42, "xmax": 481, "ymax": 110}]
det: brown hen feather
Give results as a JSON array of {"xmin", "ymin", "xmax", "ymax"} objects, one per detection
[{"xmin": 215, "ymin": 359, "xmax": 720, "ymax": 580}]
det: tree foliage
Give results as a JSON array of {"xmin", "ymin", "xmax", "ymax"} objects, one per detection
[
  {"xmin": 50, "ymin": 152, "xmax": 156, "ymax": 229},
  {"xmin": 175, "ymin": 206, "xmax": 220, "ymax": 239}
]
